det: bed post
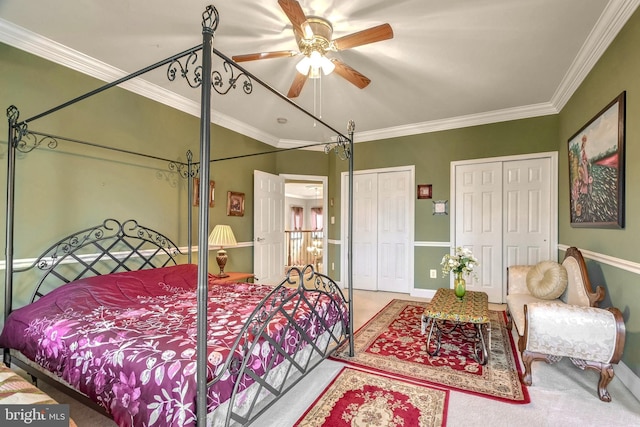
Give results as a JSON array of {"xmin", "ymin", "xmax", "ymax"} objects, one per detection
[
  {"xmin": 196, "ymin": 5, "xmax": 218, "ymax": 427},
  {"xmin": 3, "ymin": 107, "xmax": 20, "ymax": 364},
  {"xmin": 347, "ymin": 121, "xmax": 355, "ymax": 357},
  {"xmin": 187, "ymin": 150, "xmax": 194, "ymax": 264}
]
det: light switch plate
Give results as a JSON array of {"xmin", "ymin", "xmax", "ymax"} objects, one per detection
[{"xmin": 430, "ymin": 269, "xmax": 437, "ymax": 278}]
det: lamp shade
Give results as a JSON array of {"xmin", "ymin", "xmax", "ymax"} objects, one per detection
[{"xmin": 208, "ymin": 225, "xmax": 237, "ymax": 248}]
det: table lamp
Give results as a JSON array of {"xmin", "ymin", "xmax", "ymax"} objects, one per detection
[{"xmin": 208, "ymin": 225, "xmax": 237, "ymax": 278}]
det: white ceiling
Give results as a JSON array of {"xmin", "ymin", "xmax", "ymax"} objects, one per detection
[
  {"xmin": 285, "ymin": 182, "xmax": 323, "ymax": 200},
  {"xmin": 1, "ymin": 1, "xmax": 638, "ymax": 147}
]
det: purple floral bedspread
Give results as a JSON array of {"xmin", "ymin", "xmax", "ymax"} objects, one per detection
[{"xmin": 0, "ymin": 264, "xmax": 345, "ymax": 426}]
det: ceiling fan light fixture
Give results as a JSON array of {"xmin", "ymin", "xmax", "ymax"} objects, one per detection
[
  {"xmin": 296, "ymin": 50, "xmax": 334, "ymax": 77},
  {"xmin": 234, "ymin": 1, "xmax": 393, "ymax": 98},
  {"xmin": 320, "ymin": 55, "xmax": 335, "ymax": 75},
  {"xmin": 309, "ymin": 50, "xmax": 323, "ymax": 68},
  {"xmin": 295, "ymin": 56, "xmax": 311, "ymax": 75}
]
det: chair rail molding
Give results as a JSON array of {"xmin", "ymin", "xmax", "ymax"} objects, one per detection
[{"xmin": 558, "ymin": 244, "xmax": 640, "ymax": 275}]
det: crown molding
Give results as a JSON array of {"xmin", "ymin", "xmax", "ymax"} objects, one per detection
[
  {"xmin": 551, "ymin": 0, "xmax": 640, "ymax": 111},
  {"xmin": 354, "ymin": 102, "xmax": 558, "ymax": 143}
]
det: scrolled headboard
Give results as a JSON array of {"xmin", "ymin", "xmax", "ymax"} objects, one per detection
[{"xmin": 15, "ymin": 218, "xmax": 183, "ymax": 303}]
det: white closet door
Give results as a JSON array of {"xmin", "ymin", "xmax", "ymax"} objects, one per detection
[
  {"xmin": 453, "ymin": 155, "xmax": 555, "ymax": 303},
  {"xmin": 352, "ymin": 173, "xmax": 378, "ymax": 290},
  {"xmin": 503, "ymin": 158, "xmax": 552, "ymax": 286},
  {"xmin": 454, "ymin": 162, "xmax": 503, "ymax": 302},
  {"xmin": 377, "ymin": 171, "xmax": 410, "ymax": 293}
]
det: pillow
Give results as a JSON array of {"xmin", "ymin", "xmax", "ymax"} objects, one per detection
[{"xmin": 526, "ymin": 261, "xmax": 568, "ymax": 300}]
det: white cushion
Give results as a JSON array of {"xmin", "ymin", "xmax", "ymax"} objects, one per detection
[
  {"xmin": 507, "ymin": 293, "xmax": 561, "ymax": 335},
  {"xmin": 526, "ymin": 261, "xmax": 568, "ymax": 300}
]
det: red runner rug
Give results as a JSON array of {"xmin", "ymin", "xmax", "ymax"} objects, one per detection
[
  {"xmin": 331, "ymin": 299, "xmax": 529, "ymax": 403},
  {"xmin": 294, "ymin": 367, "xmax": 448, "ymax": 427}
]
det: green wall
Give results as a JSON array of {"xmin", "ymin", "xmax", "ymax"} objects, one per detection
[{"xmin": 557, "ymin": 7, "xmax": 640, "ymax": 377}]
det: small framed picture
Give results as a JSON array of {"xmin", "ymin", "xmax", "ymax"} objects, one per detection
[
  {"xmin": 433, "ymin": 200, "xmax": 448, "ymax": 215},
  {"xmin": 417, "ymin": 184, "xmax": 432, "ymax": 199},
  {"xmin": 193, "ymin": 178, "xmax": 215, "ymax": 208},
  {"xmin": 227, "ymin": 191, "xmax": 245, "ymax": 216}
]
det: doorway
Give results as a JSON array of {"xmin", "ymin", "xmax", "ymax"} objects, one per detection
[{"xmin": 282, "ymin": 174, "xmax": 328, "ymax": 276}]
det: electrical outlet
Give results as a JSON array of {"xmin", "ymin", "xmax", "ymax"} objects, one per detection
[{"xmin": 430, "ymin": 269, "xmax": 437, "ymax": 278}]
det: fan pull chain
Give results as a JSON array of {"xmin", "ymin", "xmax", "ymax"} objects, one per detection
[
  {"xmin": 313, "ymin": 75, "xmax": 317, "ymax": 127},
  {"xmin": 319, "ymin": 73, "xmax": 323, "ymax": 119}
]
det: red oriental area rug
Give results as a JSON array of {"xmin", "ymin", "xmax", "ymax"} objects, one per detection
[
  {"xmin": 331, "ymin": 299, "xmax": 529, "ymax": 403},
  {"xmin": 294, "ymin": 367, "xmax": 448, "ymax": 427}
]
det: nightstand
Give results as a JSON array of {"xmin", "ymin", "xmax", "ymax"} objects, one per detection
[{"xmin": 214, "ymin": 272, "xmax": 255, "ymax": 283}]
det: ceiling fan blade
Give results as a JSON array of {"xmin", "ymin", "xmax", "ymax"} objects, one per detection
[
  {"xmin": 278, "ymin": 0, "xmax": 309, "ymax": 38},
  {"xmin": 331, "ymin": 59, "xmax": 371, "ymax": 89},
  {"xmin": 287, "ymin": 72, "xmax": 309, "ymax": 98},
  {"xmin": 232, "ymin": 50, "xmax": 298, "ymax": 63},
  {"xmin": 332, "ymin": 23, "xmax": 393, "ymax": 51}
]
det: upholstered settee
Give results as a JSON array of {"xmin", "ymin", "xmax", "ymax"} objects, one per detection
[{"xmin": 506, "ymin": 247, "xmax": 626, "ymax": 402}]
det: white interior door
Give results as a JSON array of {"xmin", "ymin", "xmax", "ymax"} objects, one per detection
[
  {"xmin": 352, "ymin": 173, "xmax": 378, "ymax": 291},
  {"xmin": 454, "ymin": 162, "xmax": 503, "ymax": 302},
  {"xmin": 377, "ymin": 171, "xmax": 411, "ymax": 293},
  {"xmin": 253, "ymin": 170, "xmax": 284, "ymax": 284}
]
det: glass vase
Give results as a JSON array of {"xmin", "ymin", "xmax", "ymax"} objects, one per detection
[{"xmin": 454, "ymin": 272, "xmax": 466, "ymax": 299}]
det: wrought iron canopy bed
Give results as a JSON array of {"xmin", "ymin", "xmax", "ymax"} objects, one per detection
[{"xmin": 2, "ymin": 5, "xmax": 355, "ymax": 426}]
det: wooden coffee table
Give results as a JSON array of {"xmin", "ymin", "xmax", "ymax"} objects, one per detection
[{"xmin": 422, "ymin": 288, "xmax": 491, "ymax": 365}]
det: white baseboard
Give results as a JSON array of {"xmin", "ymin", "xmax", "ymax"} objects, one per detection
[
  {"xmin": 616, "ymin": 361, "xmax": 640, "ymax": 402},
  {"xmin": 410, "ymin": 287, "xmax": 437, "ymax": 299}
]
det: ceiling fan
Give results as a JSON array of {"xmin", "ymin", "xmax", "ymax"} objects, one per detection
[{"xmin": 232, "ymin": 0, "xmax": 394, "ymax": 98}]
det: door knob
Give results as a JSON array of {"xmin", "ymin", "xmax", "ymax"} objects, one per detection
[{"xmin": 256, "ymin": 237, "xmax": 265, "ymax": 242}]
